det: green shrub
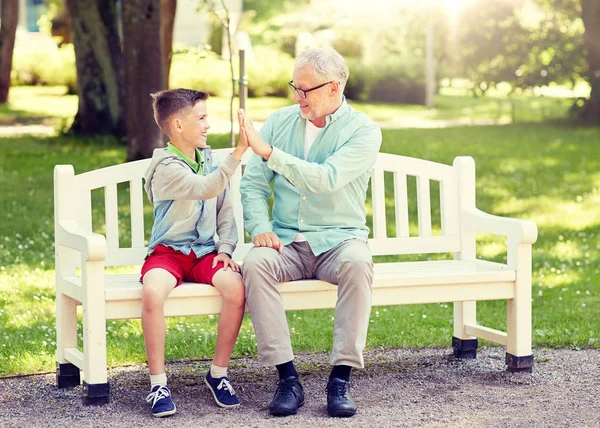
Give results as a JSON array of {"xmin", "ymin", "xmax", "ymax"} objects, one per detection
[
  {"xmin": 247, "ymin": 46, "xmax": 294, "ymax": 97},
  {"xmin": 345, "ymin": 59, "xmax": 373, "ymax": 102},
  {"xmin": 332, "ymin": 28, "xmax": 364, "ymax": 59},
  {"xmin": 170, "ymin": 48, "xmax": 232, "ymax": 96},
  {"xmin": 11, "ymin": 43, "xmax": 76, "ymax": 92},
  {"xmin": 370, "ymin": 68, "xmax": 425, "ymax": 105},
  {"xmin": 169, "ymin": 45, "xmax": 293, "ymax": 98},
  {"xmin": 346, "ymin": 56, "xmax": 426, "ymax": 104}
]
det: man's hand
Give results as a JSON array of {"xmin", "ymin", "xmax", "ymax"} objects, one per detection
[
  {"xmin": 253, "ymin": 232, "xmax": 284, "ymax": 254},
  {"xmin": 212, "ymin": 252, "xmax": 241, "ymax": 272},
  {"xmin": 238, "ymin": 108, "xmax": 273, "ymax": 160}
]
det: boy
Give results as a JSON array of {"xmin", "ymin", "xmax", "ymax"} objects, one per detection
[{"xmin": 141, "ymin": 88, "xmax": 248, "ymax": 417}]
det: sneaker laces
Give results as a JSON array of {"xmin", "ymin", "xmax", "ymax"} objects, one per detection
[
  {"xmin": 146, "ymin": 385, "xmax": 171, "ymax": 407},
  {"xmin": 217, "ymin": 378, "xmax": 236, "ymax": 396}
]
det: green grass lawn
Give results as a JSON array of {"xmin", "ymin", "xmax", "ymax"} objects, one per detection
[
  {"xmin": 0, "ymin": 85, "xmax": 575, "ymax": 127},
  {"xmin": 0, "ymin": 121, "xmax": 598, "ymax": 376}
]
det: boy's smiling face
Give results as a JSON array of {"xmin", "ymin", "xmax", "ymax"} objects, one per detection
[{"xmin": 175, "ymin": 100, "xmax": 211, "ymax": 150}]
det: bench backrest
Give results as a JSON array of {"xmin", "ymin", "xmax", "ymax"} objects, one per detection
[{"xmin": 54, "ymin": 149, "xmax": 467, "ymax": 267}]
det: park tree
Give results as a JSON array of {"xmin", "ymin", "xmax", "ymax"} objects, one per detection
[
  {"xmin": 66, "ymin": 0, "xmax": 125, "ymax": 135},
  {"xmin": 161, "ymin": 0, "xmax": 177, "ymax": 88},
  {"xmin": 0, "ymin": 0, "xmax": 19, "ymax": 104},
  {"xmin": 123, "ymin": 0, "xmax": 165, "ymax": 161},
  {"xmin": 515, "ymin": 0, "xmax": 585, "ymax": 90},
  {"xmin": 580, "ymin": 0, "xmax": 600, "ymax": 123},
  {"xmin": 455, "ymin": 0, "xmax": 531, "ymax": 96}
]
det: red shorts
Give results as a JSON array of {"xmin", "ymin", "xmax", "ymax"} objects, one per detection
[{"xmin": 140, "ymin": 245, "xmax": 224, "ymax": 287}]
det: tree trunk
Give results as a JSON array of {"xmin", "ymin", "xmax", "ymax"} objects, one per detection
[
  {"xmin": 580, "ymin": 0, "xmax": 600, "ymax": 124},
  {"xmin": 123, "ymin": 0, "xmax": 165, "ymax": 161},
  {"xmin": 0, "ymin": 0, "xmax": 19, "ymax": 104},
  {"xmin": 66, "ymin": 0, "xmax": 124, "ymax": 135},
  {"xmin": 160, "ymin": 0, "xmax": 177, "ymax": 89}
]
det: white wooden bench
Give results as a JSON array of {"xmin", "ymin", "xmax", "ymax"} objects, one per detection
[{"xmin": 54, "ymin": 149, "xmax": 537, "ymax": 404}]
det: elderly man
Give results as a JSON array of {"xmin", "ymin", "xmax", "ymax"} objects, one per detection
[{"xmin": 239, "ymin": 47, "xmax": 382, "ymax": 418}]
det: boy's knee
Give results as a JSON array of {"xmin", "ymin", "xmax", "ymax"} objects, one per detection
[
  {"xmin": 142, "ymin": 286, "xmax": 164, "ymax": 312},
  {"xmin": 141, "ymin": 269, "xmax": 175, "ymax": 310},
  {"xmin": 219, "ymin": 272, "xmax": 245, "ymax": 307}
]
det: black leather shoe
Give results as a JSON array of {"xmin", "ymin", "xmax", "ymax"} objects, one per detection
[
  {"xmin": 268, "ymin": 376, "xmax": 305, "ymax": 416},
  {"xmin": 326, "ymin": 377, "xmax": 357, "ymax": 417}
]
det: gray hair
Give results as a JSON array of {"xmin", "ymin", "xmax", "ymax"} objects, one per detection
[{"xmin": 295, "ymin": 47, "xmax": 349, "ymax": 88}]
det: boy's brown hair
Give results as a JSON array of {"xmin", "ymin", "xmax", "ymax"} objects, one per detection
[{"xmin": 151, "ymin": 88, "xmax": 209, "ymax": 136}]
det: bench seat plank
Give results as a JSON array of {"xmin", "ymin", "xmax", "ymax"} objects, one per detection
[{"xmin": 62, "ymin": 260, "xmax": 515, "ymax": 319}]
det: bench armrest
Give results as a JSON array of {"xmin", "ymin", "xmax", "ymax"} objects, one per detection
[
  {"xmin": 56, "ymin": 220, "xmax": 107, "ymax": 262},
  {"xmin": 462, "ymin": 208, "xmax": 538, "ymax": 245}
]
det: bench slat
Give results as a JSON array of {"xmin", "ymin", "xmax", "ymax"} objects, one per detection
[
  {"xmin": 417, "ymin": 176, "xmax": 432, "ymax": 237},
  {"xmin": 93, "ymin": 260, "xmax": 515, "ymax": 320},
  {"xmin": 394, "ymin": 172, "xmax": 410, "ymax": 237},
  {"xmin": 440, "ymin": 179, "xmax": 459, "ymax": 237},
  {"xmin": 95, "ymin": 260, "xmax": 513, "ymax": 302},
  {"xmin": 371, "ymin": 167, "xmax": 387, "ymax": 239},
  {"xmin": 105, "ymin": 183, "xmax": 119, "ymax": 248},
  {"xmin": 130, "ymin": 178, "xmax": 145, "ymax": 248}
]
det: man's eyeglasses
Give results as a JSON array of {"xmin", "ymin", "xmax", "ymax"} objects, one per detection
[{"xmin": 288, "ymin": 80, "xmax": 335, "ymax": 99}]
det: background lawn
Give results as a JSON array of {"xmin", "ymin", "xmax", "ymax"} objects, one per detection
[
  {"xmin": 0, "ymin": 85, "xmax": 576, "ymax": 129},
  {"xmin": 0, "ymin": 94, "xmax": 598, "ymax": 376}
]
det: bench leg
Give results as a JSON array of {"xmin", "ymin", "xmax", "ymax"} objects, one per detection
[
  {"xmin": 56, "ymin": 291, "xmax": 80, "ymax": 388},
  {"xmin": 505, "ymin": 353, "xmax": 534, "ymax": 373},
  {"xmin": 452, "ymin": 301, "xmax": 478, "ymax": 359},
  {"xmin": 452, "ymin": 337, "xmax": 478, "ymax": 359},
  {"xmin": 81, "ymin": 261, "xmax": 110, "ymax": 405},
  {"xmin": 506, "ymin": 243, "xmax": 534, "ymax": 373},
  {"xmin": 83, "ymin": 381, "xmax": 110, "ymax": 405},
  {"xmin": 56, "ymin": 362, "xmax": 81, "ymax": 388}
]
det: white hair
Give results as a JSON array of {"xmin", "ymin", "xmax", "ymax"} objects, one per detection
[{"xmin": 295, "ymin": 47, "xmax": 349, "ymax": 88}]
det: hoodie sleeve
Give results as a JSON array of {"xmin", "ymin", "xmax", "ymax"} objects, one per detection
[
  {"xmin": 150, "ymin": 154, "xmax": 240, "ymax": 202},
  {"xmin": 214, "ymin": 185, "xmax": 238, "ymax": 256}
]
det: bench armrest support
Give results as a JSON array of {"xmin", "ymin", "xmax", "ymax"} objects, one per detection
[
  {"xmin": 461, "ymin": 208, "xmax": 538, "ymax": 245},
  {"xmin": 56, "ymin": 220, "xmax": 107, "ymax": 262}
]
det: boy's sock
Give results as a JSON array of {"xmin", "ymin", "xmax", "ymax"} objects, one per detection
[
  {"xmin": 150, "ymin": 373, "xmax": 168, "ymax": 389},
  {"xmin": 276, "ymin": 360, "xmax": 298, "ymax": 380},
  {"xmin": 329, "ymin": 365, "xmax": 352, "ymax": 382},
  {"xmin": 210, "ymin": 364, "xmax": 228, "ymax": 379}
]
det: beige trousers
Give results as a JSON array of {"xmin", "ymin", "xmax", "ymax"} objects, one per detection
[{"xmin": 241, "ymin": 239, "xmax": 373, "ymax": 368}]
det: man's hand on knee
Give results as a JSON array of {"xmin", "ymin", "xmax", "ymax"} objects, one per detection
[{"xmin": 253, "ymin": 232, "xmax": 284, "ymax": 253}]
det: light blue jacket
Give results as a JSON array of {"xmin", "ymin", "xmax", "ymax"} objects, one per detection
[
  {"xmin": 240, "ymin": 99, "xmax": 382, "ymax": 255},
  {"xmin": 144, "ymin": 147, "xmax": 241, "ymax": 258}
]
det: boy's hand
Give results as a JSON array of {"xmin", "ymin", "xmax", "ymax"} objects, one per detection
[
  {"xmin": 236, "ymin": 109, "xmax": 250, "ymax": 150},
  {"xmin": 253, "ymin": 232, "xmax": 284, "ymax": 254},
  {"xmin": 213, "ymin": 252, "xmax": 241, "ymax": 272},
  {"xmin": 238, "ymin": 109, "xmax": 273, "ymax": 161}
]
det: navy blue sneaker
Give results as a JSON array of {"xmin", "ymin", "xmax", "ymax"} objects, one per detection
[
  {"xmin": 146, "ymin": 385, "xmax": 176, "ymax": 417},
  {"xmin": 204, "ymin": 370, "xmax": 241, "ymax": 408}
]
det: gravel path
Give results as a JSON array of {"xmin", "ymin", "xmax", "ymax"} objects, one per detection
[{"xmin": 1, "ymin": 347, "xmax": 598, "ymax": 427}]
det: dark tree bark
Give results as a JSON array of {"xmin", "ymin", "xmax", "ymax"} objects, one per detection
[
  {"xmin": 123, "ymin": 0, "xmax": 165, "ymax": 161},
  {"xmin": 580, "ymin": 0, "xmax": 600, "ymax": 124},
  {"xmin": 66, "ymin": 0, "xmax": 125, "ymax": 135},
  {"xmin": 160, "ymin": 0, "xmax": 177, "ymax": 89},
  {"xmin": 0, "ymin": 0, "xmax": 19, "ymax": 104}
]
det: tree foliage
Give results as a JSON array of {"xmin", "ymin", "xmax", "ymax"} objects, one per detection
[{"xmin": 455, "ymin": 0, "xmax": 585, "ymax": 96}]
